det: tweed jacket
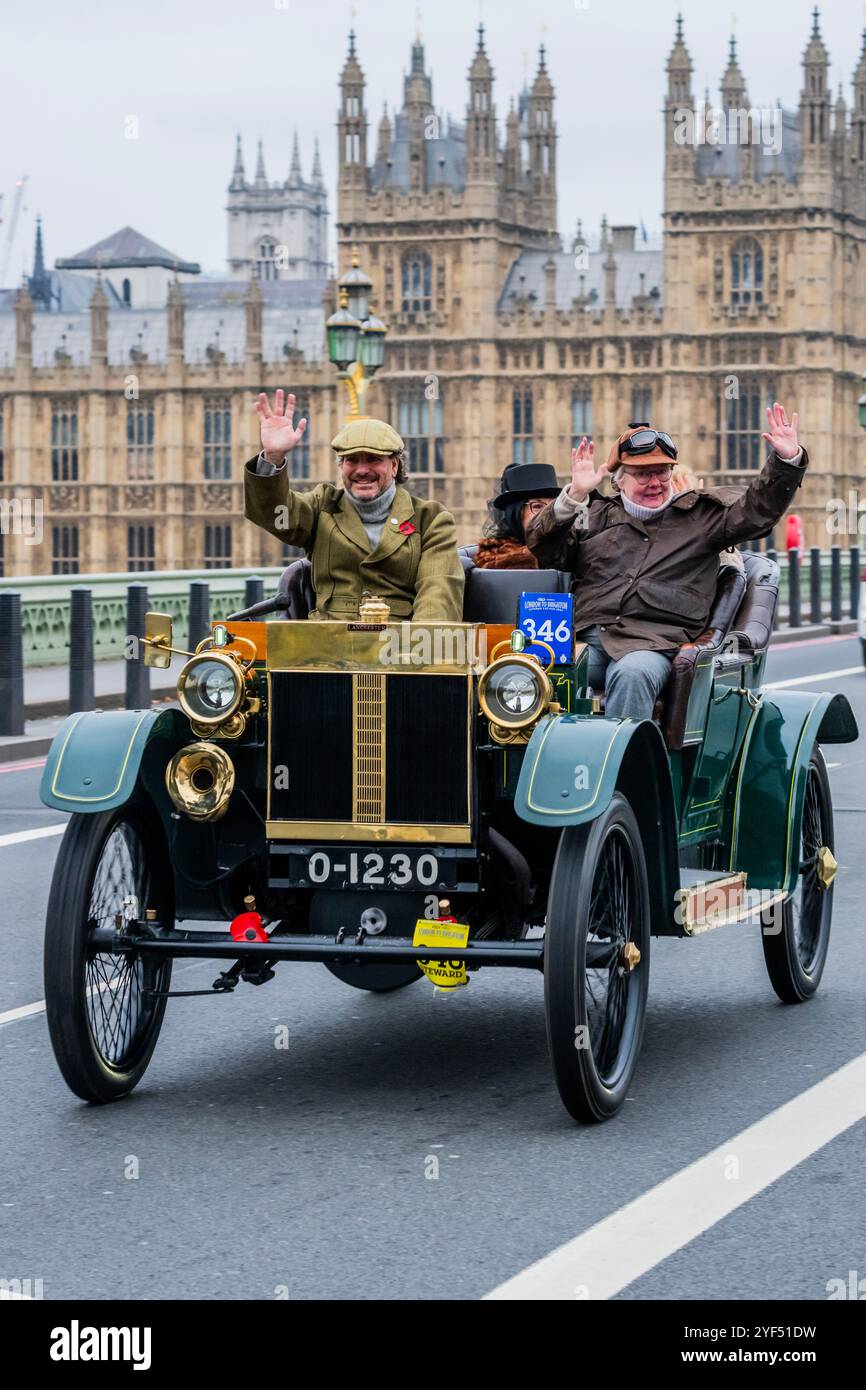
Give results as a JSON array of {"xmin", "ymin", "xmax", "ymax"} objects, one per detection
[{"xmin": 243, "ymin": 457, "xmax": 464, "ymax": 623}]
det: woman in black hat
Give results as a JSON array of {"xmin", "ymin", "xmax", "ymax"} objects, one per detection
[{"xmin": 474, "ymin": 463, "xmax": 562, "ymax": 570}]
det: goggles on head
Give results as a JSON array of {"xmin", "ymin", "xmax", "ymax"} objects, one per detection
[{"xmin": 618, "ymin": 427, "xmax": 678, "ymax": 462}]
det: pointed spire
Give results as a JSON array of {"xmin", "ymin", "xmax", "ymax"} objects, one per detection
[
  {"xmin": 230, "ymin": 132, "xmax": 245, "ymax": 190},
  {"xmin": 312, "ymin": 135, "xmax": 324, "ymax": 185},
  {"xmin": 376, "ymin": 104, "xmax": 392, "ymax": 164},
  {"xmin": 254, "ymin": 138, "xmax": 267, "ymax": 186},
  {"xmin": 32, "ymin": 215, "xmax": 46, "ymax": 279},
  {"xmin": 666, "ymin": 12, "xmax": 693, "ymax": 103},
  {"xmin": 28, "ymin": 214, "xmax": 53, "ymax": 310},
  {"xmin": 531, "ymin": 43, "xmax": 553, "ymax": 97},
  {"xmin": 340, "ymin": 28, "xmax": 363, "ymax": 83},
  {"xmin": 289, "ymin": 131, "xmax": 302, "ymax": 183},
  {"xmin": 803, "ymin": 6, "xmax": 828, "ymax": 64},
  {"xmin": 469, "ymin": 22, "xmax": 492, "ymax": 79},
  {"xmin": 721, "ymin": 32, "xmax": 747, "ymax": 107}
]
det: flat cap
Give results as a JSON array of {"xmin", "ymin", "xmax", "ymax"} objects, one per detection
[{"xmin": 330, "ymin": 417, "xmax": 404, "ymax": 457}]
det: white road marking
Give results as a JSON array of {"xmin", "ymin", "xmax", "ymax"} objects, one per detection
[
  {"xmin": 484, "ymin": 1051, "xmax": 866, "ymax": 1301},
  {"xmin": 0, "ymin": 999, "xmax": 46, "ymax": 1026},
  {"xmin": 0, "ymin": 824, "xmax": 65, "ymax": 849},
  {"xmin": 0, "ymin": 962, "xmax": 209, "ymax": 1028},
  {"xmin": 766, "ymin": 666, "xmax": 862, "ymax": 689}
]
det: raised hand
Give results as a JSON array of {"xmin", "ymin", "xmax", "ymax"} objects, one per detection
[
  {"xmin": 761, "ymin": 402, "xmax": 800, "ymax": 461},
  {"xmin": 256, "ymin": 390, "xmax": 308, "ymax": 464},
  {"xmin": 568, "ymin": 436, "xmax": 607, "ymax": 503}
]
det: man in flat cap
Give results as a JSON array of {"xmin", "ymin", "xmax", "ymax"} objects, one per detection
[
  {"xmin": 526, "ymin": 404, "xmax": 806, "ymax": 719},
  {"xmin": 244, "ymin": 391, "xmax": 464, "ymax": 622}
]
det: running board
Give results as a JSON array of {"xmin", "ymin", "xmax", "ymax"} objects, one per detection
[{"xmin": 676, "ymin": 871, "xmax": 786, "ymax": 936}]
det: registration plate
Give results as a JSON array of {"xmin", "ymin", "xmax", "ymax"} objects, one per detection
[{"xmin": 287, "ymin": 848, "xmax": 458, "ymax": 891}]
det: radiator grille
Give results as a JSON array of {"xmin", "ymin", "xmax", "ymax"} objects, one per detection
[
  {"xmin": 354, "ymin": 673, "xmax": 386, "ymax": 822},
  {"xmin": 268, "ymin": 670, "xmax": 471, "ymax": 836}
]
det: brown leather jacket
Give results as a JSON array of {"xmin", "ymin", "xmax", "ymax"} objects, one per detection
[{"xmin": 525, "ymin": 449, "xmax": 808, "ymax": 659}]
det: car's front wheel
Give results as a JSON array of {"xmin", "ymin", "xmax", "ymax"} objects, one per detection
[
  {"xmin": 44, "ymin": 807, "xmax": 173, "ymax": 1103},
  {"xmin": 544, "ymin": 793, "xmax": 651, "ymax": 1123}
]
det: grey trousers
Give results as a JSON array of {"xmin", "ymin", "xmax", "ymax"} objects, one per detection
[{"xmin": 578, "ymin": 626, "xmax": 674, "ymax": 720}]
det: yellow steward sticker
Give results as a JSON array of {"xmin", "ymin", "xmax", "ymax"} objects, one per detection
[{"xmin": 412, "ymin": 919, "xmax": 470, "ymax": 990}]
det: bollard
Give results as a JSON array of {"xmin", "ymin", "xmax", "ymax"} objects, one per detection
[
  {"xmin": 809, "ymin": 548, "xmax": 822, "ymax": 627},
  {"xmin": 0, "ymin": 591, "xmax": 25, "ymax": 736},
  {"xmin": 787, "ymin": 548, "xmax": 801, "ymax": 629},
  {"xmin": 245, "ymin": 575, "xmax": 265, "ymax": 610},
  {"xmin": 125, "ymin": 583, "xmax": 150, "ymax": 710},
  {"xmin": 767, "ymin": 550, "xmax": 779, "ymax": 629},
  {"xmin": 69, "ymin": 587, "xmax": 95, "ymax": 713},
  {"xmin": 188, "ymin": 579, "xmax": 210, "ymax": 650},
  {"xmin": 849, "ymin": 546, "xmax": 860, "ymax": 621},
  {"xmin": 830, "ymin": 546, "xmax": 842, "ymax": 623}
]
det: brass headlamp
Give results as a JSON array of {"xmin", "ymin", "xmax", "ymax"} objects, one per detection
[{"xmin": 478, "ymin": 635, "xmax": 555, "ymax": 744}]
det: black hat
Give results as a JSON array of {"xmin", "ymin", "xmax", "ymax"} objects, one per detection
[{"xmin": 492, "ymin": 463, "xmax": 561, "ymax": 510}]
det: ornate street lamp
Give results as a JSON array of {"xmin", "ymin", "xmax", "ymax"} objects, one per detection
[{"xmin": 326, "ymin": 247, "xmax": 388, "ymax": 417}]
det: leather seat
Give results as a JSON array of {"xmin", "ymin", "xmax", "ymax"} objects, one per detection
[
  {"xmin": 278, "ymin": 558, "xmax": 315, "ymax": 620},
  {"xmin": 458, "ymin": 546, "xmax": 570, "ymax": 624},
  {"xmin": 657, "ymin": 552, "xmax": 778, "ymax": 751}
]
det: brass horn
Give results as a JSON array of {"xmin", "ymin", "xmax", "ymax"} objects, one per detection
[{"xmin": 165, "ymin": 742, "xmax": 235, "ymax": 822}]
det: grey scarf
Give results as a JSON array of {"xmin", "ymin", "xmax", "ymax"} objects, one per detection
[{"xmin": 343, "ymin": 480, "xmax": 397, "ymax": 549}]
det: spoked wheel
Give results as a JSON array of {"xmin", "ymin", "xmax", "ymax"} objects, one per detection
[
  {"xmin": 545, "ymin": 793, "xmax": 651, "ymax": 1123},
  {"xmin": 44, "ymin": 807, "xmax": 173, "ymax": 1103},
  {"xmin": 324, "ymin": 961, "xmax": 422, "ymax": 993},
  {"xmin": 761, "ymin": 748, "xmax": 835, "ymax": 1003}
]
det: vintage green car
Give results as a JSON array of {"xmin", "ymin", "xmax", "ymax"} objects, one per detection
[{"xmin": 40, "ymin": 551, "xmax": 858, "ymax": 1122}]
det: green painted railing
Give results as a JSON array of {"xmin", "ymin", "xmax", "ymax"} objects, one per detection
[{"xmin": 0, "ymin": 568, "xmax": 285, "ymax": 666}]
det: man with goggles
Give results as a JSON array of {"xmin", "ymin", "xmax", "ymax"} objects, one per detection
[{"xmin": 525, "ymin": 404, "xmax": 806, "ymax": 719}]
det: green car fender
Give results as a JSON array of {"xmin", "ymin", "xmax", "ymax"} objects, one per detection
[
  {"xmin": 728, "ymin": 690, "xmax": 857, "ymax": 894},
  {"xmin": 515, "ymin": 712, "xmax": 681, "ymax": 934},
  {"xmin": 39, "ymin": 707, "xmax": 189, "ymax": 814}
]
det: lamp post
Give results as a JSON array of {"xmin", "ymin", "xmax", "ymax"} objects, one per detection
[{"xmin": 326, "ymin": 247, "xmax": 388, "ymax": 418}]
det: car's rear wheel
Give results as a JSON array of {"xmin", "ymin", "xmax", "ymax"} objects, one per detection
[
  {"xmin": 545, "ymin": 793, "xmax": 650, "ymax": 1123},
  {"xmin": 324, "ymin": 961, "xmax": 422, "ymax": 993},
  {"xmin": 761, "ymin": 748, "xmax": 834, "ymax": 1003},
  {"xmin": 44, "ymin": 807, "xmax": 173, "ymax": 1103}
]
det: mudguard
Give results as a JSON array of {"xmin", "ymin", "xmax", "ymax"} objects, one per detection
[
  {"xmin": 515, "ymin": 712, "xmax": 682, "ymax": 935},
  {"xmin": 39, "ymin": 708, "xmax": 188, "ymax": 814},
  {"xmin": 728, "ymin": 690, "xmax": 857, "ymax": 894}
]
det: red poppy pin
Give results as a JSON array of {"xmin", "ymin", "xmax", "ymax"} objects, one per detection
[{"xmin": 398, "ymin": 521, "xmax": 415, "ymax": 535}]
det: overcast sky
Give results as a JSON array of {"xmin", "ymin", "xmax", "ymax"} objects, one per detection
[{"xmin": 1, "ymin": 0, "xmax": 862, "ymax": 287}]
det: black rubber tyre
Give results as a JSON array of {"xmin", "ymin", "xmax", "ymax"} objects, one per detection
[
  {"xmin": 545, "ymin": 793, "xmax": 651, "ymax": 1123},
  {"xmin": 44, "ymin": 807, "xmax": 173, "ymax": 1103},
  {"xmin": 761, "ymin": 748, "xmax": 834, "ymax": 1004},
  {"xmin": 324, "ymin": 961, "xmax": 422, "ymax": 993}
]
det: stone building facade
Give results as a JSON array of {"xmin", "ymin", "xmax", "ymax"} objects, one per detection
[{"xmin": 337, "ymin": 15, "xmax": 866, "ymax": 546}]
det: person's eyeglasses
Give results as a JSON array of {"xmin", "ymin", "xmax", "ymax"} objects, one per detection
[
  {"xmin": 523, "ymin": 499, "xmax": 550, "ymax": 516},
  {"xmin": 622, "ymin": 464, "xmax": 673, "ymax": 481},
  {"xmin": 618, "ymin": 429, "xmax": 678, "ymax": 462}
]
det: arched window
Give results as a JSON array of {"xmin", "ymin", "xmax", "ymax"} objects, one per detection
[
  {"xmin": 253, "ymin": 239, "xmax": 279, "ymax": 282},
  {"xmin": 720, "ymin": 378, "xmax": 776, "ymax": 471},
  {"xmin": 122, "ymin": 278, "xmax": 132, "ymax": 306},
  {"xmin": 401, "ymin": 249, "xmax": 432, "ymax": 314},
  {"xmin": 730, "ymin": 237, "xmax": 763, "ymax": 307}
]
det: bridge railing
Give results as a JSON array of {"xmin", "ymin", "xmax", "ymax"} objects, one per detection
[{"xmin": 0, "ymin": 550, "xmax": 861, "ymax": 737}]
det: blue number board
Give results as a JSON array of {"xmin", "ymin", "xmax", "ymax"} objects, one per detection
[{"xmin": 518, "ymin": 592, "xmax": 574, "ymax": 666}]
